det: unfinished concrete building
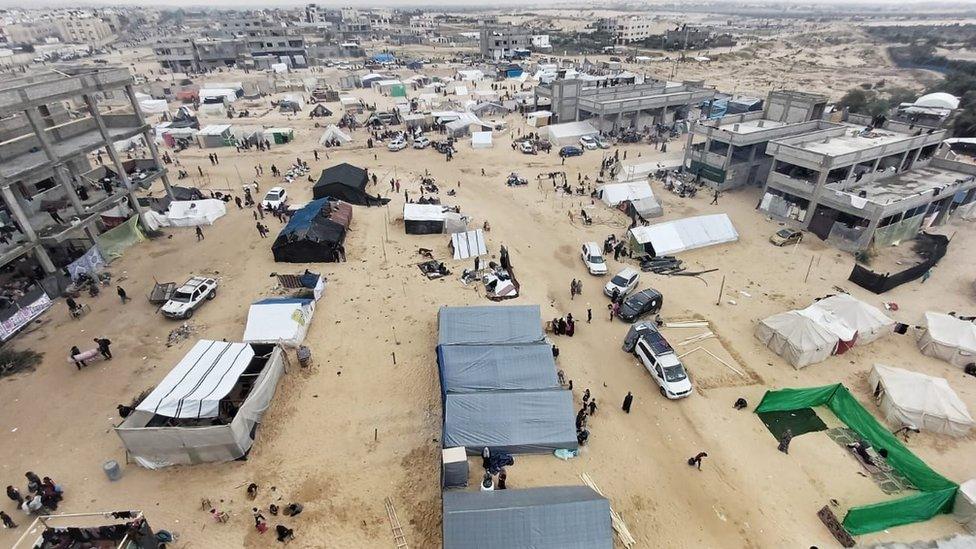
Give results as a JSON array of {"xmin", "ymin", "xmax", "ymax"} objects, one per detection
[
  {"xmin": 759, "ymin": 114, "xmax": 975, "ymax": 251},
  {"xmin": 0, "ymin": 66, "xmax": 173, "ymax": 282},
  {"xmin": 536, "ymin": 79, "xmax": 714, "ymax": 132},
  {"xmin": 683, "ymin": 90, "xmax": 829, "ymax": 190}
]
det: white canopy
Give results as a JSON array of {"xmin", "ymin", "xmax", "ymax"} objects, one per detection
[
  {"xmin": 404, "ymin": 203, "xmax": 447, "ymax": 222},
  {"xmin": 814, "ymin": 294, "xmax": 894, "ymax": 344},
  {"xmin": 755, "ymin": 309, "xmax": 840, "ymax": 368},
  {"xmin": 918, "ymin": 312, "xmax": 976, "ymax": 368},
  {"xmin": 137, "ymin": 340, "xmax": 255, "ymax": 419},
  {"xmin": 139, "ymin": 99, "xmax": 169, "ymax": 115},
  {"xmin": 451, "ymin": 229, "xmax": 487, "ymax": 259},
  {"xmin": 198, "ymin": 124, "xmax": 232, "ymax": 136},
  {"xmin": 164, "ymin": 199, "xmax": 227, "ymax": 227},
  {"xmin": 454, "ymin": 85, "xmax": 469, "ymax": 96},
  {"xmin": 544, "ymin": 121, "xmax": 598, "ymax": 145},
  {"xmin": 471, "ymin": 131, "xmax": 492, "ymax": 149},
  {"xmin": 598, "ymin": 181, "xmax": 654, "ymax": 207},
  {"xmin": 242, "ymin": 298, "xmax": 315, "ymax": 348},
  {"xmin": 199, "ymin": 88, "xmax": 237, "ymax": 104},
  {"xmin": 271, "ymin": 62, "xmax": 288, "ymax": 73},
  {"xmin": 319, "ymin": 125, "xmax": 351, "ymax": 144},
  {"xmin": 456, "ymin": 69, "xmax": 484, "ymax": 81},
  {"xmin": 629, "ymin": 214, "xmax": 738, "ymax": 256},
  {"xmin": 869, "ymin": 364, "xmax": 974, "ymax": 437}
]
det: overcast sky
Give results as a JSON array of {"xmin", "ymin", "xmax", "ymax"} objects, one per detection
[{"xmin": 6, "ymin": 0, "xmax": 976, "ymax": 7}]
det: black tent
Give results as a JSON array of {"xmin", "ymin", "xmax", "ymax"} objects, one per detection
[
  {"xmin": 312, "ymin": 163, "xmax": 387, "ymax": 206},
  {"xmin": 272, "ymin": 199, "xmax": 347, "ymax": 263}
]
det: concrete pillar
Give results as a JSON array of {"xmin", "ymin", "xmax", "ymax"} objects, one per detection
[
  {"xmin": 82, "ymin": 94, "xmax": 147, "ymax": 225},
  {"xmin": 123, "ymin": 84, "xmax": 174, "ymax": 200},
  {"xmin": 1, "ymin": 186, "xmax": 55, "ymax": 273},
  {"xmin": 910, "ymin": 147, "xmax": 923, "ymax": 167},
  {"xmin": 723, "ymin": 141, "xmax": 734, "ymax": 171},
  {"xmin": 63, "ymin": 164, "xmax": 99, "ymax": 244}
]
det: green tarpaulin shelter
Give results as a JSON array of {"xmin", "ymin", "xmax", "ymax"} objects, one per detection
[
  {"xmin": 96, "ymin": 215, "xmax": 146, "ymax": 260},
  {"xmin": 391, "ymin": 84, "xmax": 407, "ymax": 97},
  {"xmin": 755, "ymin": 384, "xmax": 957, "ymax": 535}
]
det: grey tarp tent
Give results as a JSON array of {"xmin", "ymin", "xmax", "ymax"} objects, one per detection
[
  {"xmin": 437, "ymin": 344, "xmax": 559, "ymax": 396},
  {"xmin": 438, "ymin": 305, "xmax": 545, "ymax": 346},
  {"xmin": 442, "ymin": 486, "xmax": 612, "ymax": 549},
  {"xmin": 442, "ymin": 389, "xmax": 577, "ymax": 454}
]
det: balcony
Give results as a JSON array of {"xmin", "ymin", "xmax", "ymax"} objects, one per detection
[{"xmin": 765, "ymin": 171, "xmax": 815, "ymax": 197}]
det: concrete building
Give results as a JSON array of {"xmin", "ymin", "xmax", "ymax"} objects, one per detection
[
  {"xmin": 683, "ymin": 90, "xmax": 829, "ymax": 190},
  {"xmin": 338, "ymin": 7, "xmax": 371, "ymax": 36},
  {"xmin": 54, "ymin": 14, "xmax": 116, "ymax": 47},
  {"xmin": 3, "ymin": 22, "xmax": 59, "ymax": 45},
  {"xmin": 0, "ymin": 66, "xmax": 173, "ymax": 281},
  {"xmin": 662, "ymin": 25, "xmax": 735, "ymax": 50},
  {"xmin": 194, "ymin": 38, "xmax": 249, "ymax": 70},
  {"xmin": 536, "ymin": 79, "xmax": 714, "ymax": 132},
  {"xmin": 531, "ymin": 35, "xmax": 552, "ymax": 51},
  {"xmin": 305, "ymin": 3, "xmax": 329, "ymax": 23},
  {"xmin": 599, "ymin": 16, "xmax": 655, "ymax": 45},
  {"xmin": 153, "ymin": 37, "xmax": 198, "ymax": 72},
  {"xmin": 759, "ymin": 114, "xmax": 971, "ymax": 251},
  {"xmin": 479, "ymin": 26, "xmax": 530, "ymax": 61}
]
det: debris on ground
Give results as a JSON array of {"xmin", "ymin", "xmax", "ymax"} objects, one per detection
[{"xmin": 166, "ymin": 322, "xmax": 198, "ymax": 347}]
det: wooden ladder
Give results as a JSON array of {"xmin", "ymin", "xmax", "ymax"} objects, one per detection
[{"xmin": 385, "ymin": 496, "xmax": 408, "ymax": 549}]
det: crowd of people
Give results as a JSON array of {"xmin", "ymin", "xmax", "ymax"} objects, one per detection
[{"xmin": 3, "ymin": 471, "xmax": 65, "ymax": 529}]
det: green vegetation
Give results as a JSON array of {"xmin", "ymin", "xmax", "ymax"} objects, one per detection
[
  {"xmin": 0, "ymin": 347, "xmax": 43, "ymax": 378},
  {"xmin": 550, "ymin": 31, "xmax": 614, "ymax": 55},
  {"xmin": 837, "ymin": 86, "xmax": 919, "ymax": 118}
]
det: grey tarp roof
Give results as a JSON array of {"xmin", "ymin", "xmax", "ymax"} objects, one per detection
[
  {"xmin": 437, "ymin": 344, "xmax": 558, "ymax": 395},
  {"xmin": 438, "ymin": 305, "xmax": 544, "ymax": 346},
  {"xmin": 443, "ymin": 486, "xmax": 612, "ymax": 549},
  {"xmin": 443, "ymin": 389, "xmax": 577, "ymax": 454}
]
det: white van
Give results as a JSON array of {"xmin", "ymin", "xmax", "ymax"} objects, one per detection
[{"xmin": 580, "ymin": 242, "xmax": 608, "ymax": 275}]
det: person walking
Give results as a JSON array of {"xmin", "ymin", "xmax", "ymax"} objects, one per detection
[
  {"xmin": 70, "ymin": 345, "xmax": 86, "ymax": 370},
  {"xmin": 256, "ymin": 222, "xmax": 266, "ymax": 238},
  {"xmin": 570, "ymin": 279, "xmax": 577, "ymax": 300},
  {"xmin": 711, "ymin": 190, "xmax": 719, "ymax": 205},
  {"xmin": 588, "ymin": 399, "xmax": 597, "ymax": 416},
  {"xmin": 0, "ymin": 510, "xmax": 16, "ymax": 529},
  {"xmin": 195, "ymin": 226, "xmax": 204, "ymax": 241},
  {"xmin": 6, "ymin": 485, "xmax": 23, "ymax": 506},
  {"xmin": 688, "ymin": 451, "xmax": 708, "ymax": 470},
  {"xmin": 582, "ymin": 389, "xmax": 590, "ymax": 404},
  {"xmin": 622, "ymin": 391, "xmax": 633, "ymax": 413},
  {"xmin": 197, "ymin": 165, "xmax": 204, "ymax": 177},
  {"xmin": 778, "ymin": 429, "xmax": 794, "ymax": 454},
  {"xmin": 116, "ymin": 286, "xmax": 129, "ymax": 304},
  {"xmin": 587, "ymin": 307, "xmax": 592, "ymax": 323},
  {"xmin": 94, "ymin": 337, "xmax": 112, "ymax": 360}
]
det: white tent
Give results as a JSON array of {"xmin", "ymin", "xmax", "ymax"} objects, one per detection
[
  {"xmin": 319, "ymin": 125, "xmax": 352, "ymax": 144},
  {"xmin": 814, "ymin": 294, "xmax": 894, "ymax": 345},
  {"xmin": 454, "ymin": 85, "xmax": 469, "ymax": 96},
  {"xmin": 544, "ymin": 121, "xmax": 598, "ymax": 146},
  {"xmin": 755, "ymin": 308, "xmax": 840, "ymax": 368},
  {"xmin": 598, "ymin": 181, "xmax": 654, "ymax": 207},
  {"xmin": 451, "ymin": 229, "xmax": 487, "ymax": 259},
  {"xmin": 456, "ymin": 69, "xmax": 484, "ymax": 81},
  {"xmin": 526, "ymin": 110, "xmax": 552, "ymax": 127},
  {"xmin": 955, "ymin": 480, "xmax": 976, "ymax": 534},
  {"xmin": 270, "ymin": 62, "xmax": 288, "ymax": 74},
  {"xmin": 629, "ymin": 214, "xmax": 738, "ymax": 256},
  {"xmin": 164, "ymin": 199, "xmax": 227, "ymax": 227},
  {"xmin": 917, "ymin": 312, "xmax": 976, "ymax": 368},
  {"xmin": 199, "ymin": 88, "xmax": 237, "ymax": 104},
  {"xmin": 139, "ymin": 99, "xmax": 169, "ymax": 115},
  {"xmin": 869, "ymin": 364, "xmax": 974, "ymax": 437},
  {"xmin": 242, "ymin": 298, "xmax": 315, "ymax": 348},
  {"xmin": 471, "ymin": 131, "xmax": 493, "ymax": 149}
]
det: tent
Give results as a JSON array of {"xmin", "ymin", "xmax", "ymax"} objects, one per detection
[
  {"xmin": 199, "ymin": 88, "xmax": 237, "ymax": 104},
  {"xmin": 629, "ymin": 196, "xmax": 664, "ymax": 219},
  {"xmin": 869, "ymin": 364, "xmax": 974, "ymax": 437},
  {"xmin": 319, "ymin": 125, "xmax": 351, "ymax": 145},
  {"xmin": 917, "ymin": 312, "xmax": 976, "ymax": 368},
  {"xmin": 437, "ymin": 344, "xmax": 559, "ymax": 395},
  {"xmin": 598, "ymin": 181, "xmax": 654, "ymax": 207},
  {"xmin": 442, "ymin": 389, "xmax": 577, "ymax": 454},
  {"xmin": 196, "ymin": 125, "xmax": 234, "ymax": 148},
  {"xmin": 139, "ymin": 99, "xmax": 169, "ymax": 115},
  {"xmin": 242, "ymin": 298, "xmax": 315, "ymax": 348},
  {"xmin": 451, "ymin": 229, "xmax": 487, "ymax": 259},
  {"xmin": 471, "ymin": 131, "xmax": 492, "ymax": 149},
  {"xmin": 526, "ymin": 110, "xmax": 552, "ymax": 128},
  {"xmin": 755, "ymin": 308, "xmax": 842, "ymax": 368},
  {"xmin": 814, "ymin": 294, "xmax": 894, "ymax": 345},
  {"xmin": 312, "ymin": 163, "xmax": 384, "ymax": 206},
  {"xmin": 438, "ymin": 305, "xmax": 545, "ymax": 346},
  {"xmin": 272, "ymin": 199, "xmax": 350, "ymax": 263},
  {"xmin": 264, "ymin": 127, "xmax": 294, "ymax": 145},
  {"xmin": 443, "ymin": 486, "xmax": 612, "ymax": 549},
  {"xmin": 163, "ymin": 199, "xmax": 226, "ymax": 227},
  {"xmin": 115, "ymin": 340, "xmax": 286, "ymax": 468},
  {"xmin": 544, "ymin": 121, "xmax": 598, "ymax": 146},
  {"xmin": 310, "ymin": 104, "xmax": 333, "ymax": 118},
  {"xmin": 956, "ymin": 480, "xmax": 976, "ymax": 534},
  {"xmin": 629, "ymin": 214, "xmax": 738, "ymax": 257},
  {"xmin": 404, "ymin": 203, "xmax": 449, "ymax": 234},
  {"xmin": 456, "ymin": 69, "xmax": 484, "ymax": 81}
]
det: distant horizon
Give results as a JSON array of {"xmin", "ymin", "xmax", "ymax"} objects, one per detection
[{"xmin": 4, "ymin": 0, "xmax": 976, "ymax": 9}]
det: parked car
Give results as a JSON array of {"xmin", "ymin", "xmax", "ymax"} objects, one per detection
[
  {"xmin": 595, "ymin": 137, "xmax": 611, "ymax": 149},
  {"xmin": 559, "ymin": 145, "xmax": 583, "ymax": 158},
  {"xmin": 519, "ymin": 140, "xmax": 537, "ymax": 154},
  {"xmin": 535, "ymin": 139, "xmax": 552, "ymax": 153},
  {"xmin": 413, "ymin": 136, "xmax": 430, "ymax": 149},
  {"xmin": 580, "ymin": 242, "xmax": 608, "ymax": 276},
  {"xmin": 770, "ymin": 228, "xmax": 803, "ymax": 246},
  {"xmin": 631, "ymin": 325, "xmax": 692, "ymax": 399},
  {"xmin": 605, "ymin": 267, "xmax": 640, "ymax": 298},
  {"xmin": 261, "ymin": 187, "xmax": 287, "ymax": 209},
  {"xmin": 579, "ymin": 135, "xmax": 599, "ymax": 150},
  {"xmin": 388, "ymin": 137, "xmax": 407, "ymax": 151},
  {"xmin": 617, "ymin": 288, "xmax": 664, "ymax": 323},
  {"xmin": 161, "ymin": 276, "xmax": 218, "ymax": 319}
]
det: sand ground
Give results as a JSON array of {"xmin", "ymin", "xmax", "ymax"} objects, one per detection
[{"xmin": 0, "ymin": 26, "xmax": 974, "ymax": 549}]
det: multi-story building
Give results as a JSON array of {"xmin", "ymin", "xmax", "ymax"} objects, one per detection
[
  {"xmin": 194, "ymin": 38, "xmax": 249, "ymax": 70},
  {"xmin": 479, "ymin": 26, "xmax": 530, "ymax": 60},
  {"xmin": 536, "ymin": 78, "xmax": 714, "ymax": 131},
  {"xmin": 154, "ymin": 16, "xmax": 308, "ymax": 71},
  {"xmin": 338, "ymin": 7, "xmax": 371, "ymax": 36},
  {"xmin": 683, "ymin": 90, "xmax": 829, "ymax": 190},
  {"xmin": 54, "ymin": 14, "xmax": 116, "ymax": 47},
  {"xmin": 599, "ymin": 16, "xmax": 655, "ymax": 45},
  {"xmin": 3, "ymin": 22, "xmax": 59, "ymax": 45},
  {"xmin": 662, "ymin": 25, "xmax": 736, "ymax": 50},
  {"xmin": 305, "ymin": 3, "xmax": 328, "ymax": 24},
  {"xmin": 153, "ymin": 37, "xmax": 198, "ymax": 72},
  {"xmin": 531, "ymin": 35, "xmax": 552, "ymax": 51}
]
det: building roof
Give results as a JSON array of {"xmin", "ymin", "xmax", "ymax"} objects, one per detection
[
  {"xmin": 785, "ymin": 124, "xmax": 916, "ymax": 157},
  {"xmin": 835, "ymin": 164, "xmax": 975, "ymax": 206},
  {"xmin": 717, "ymin": 118, "xmax": 787, "ymax": 134}
]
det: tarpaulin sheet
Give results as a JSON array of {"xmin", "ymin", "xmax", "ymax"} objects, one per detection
[
  {"xmin": 242, "ymin": 298, "xmax": 315, "ymax": 348},
  {"xmin": 437, "ymin": 344, "xmax": 558, "ymax": 395},
  {"xmin": 443, "ymin": 486, "xmax": 612, "ymax": 549},
  {"xmin": 0, "ymin": 290, "xmax": 51, "ymax": 342},
  {"xmin": 96, "ymin": 215, "xmax": 146, "ymax": 260},
  {"xmin": 629, "ymin": 213, "xmax": 738, "ymax": 256},
  {"xmin": 443, "ymin": 389, "xmax": 577, "ymax": 454},
  {"xmin": 756, "ymin": 384, "xmax": 957, "ymax": 535},
  {"xmin": 451, "ymin": 229, "xmax": 487, "ymax": 259},
  {"xmin": 437, "ymin": 305, "xmax": 544, "ymax": 346},
  {"xmin": 66, "ymin": 245, "xmax": 105, "ymax": 281}
]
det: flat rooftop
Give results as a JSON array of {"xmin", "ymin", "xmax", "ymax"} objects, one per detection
[
  {"xmin": 832, "ymin": 165, "xmax": 976, "ymax": 206},
  {"xmin": 787, "ymin": 124, "xmax": 914, "ymax": 157},
  {"xmin": 717, "ymin": 118, "xmax": 787, "ymax": 135}
]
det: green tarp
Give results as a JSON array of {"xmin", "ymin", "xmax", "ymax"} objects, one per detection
[
  {"xmin": 755, "ymin": 384, "xmax": 957, "ymax": 535},
  {"xmin": 96, "ymin": 215, "xmax": 146, "ymax": 260},
  {"xmin": 758, "ymin": 408, "xmax": 827, "ymax": 440}
]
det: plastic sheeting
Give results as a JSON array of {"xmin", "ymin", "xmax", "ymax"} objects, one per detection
[
  {"xmin": 544, "ymin": 121, "xmax": 598, "ymax": 146},
  {"xmin": 442, "ymin": 389, "xmax": 577, "ymax": 454},
  {"xmin": 443, "ymin": 486, "xmax": 612, "ymax": 549},
  {"xmin": 451, "ymin": 229, "xmax": 487, "ymax": 259},
  {"xmin": 815, "ymin": 294, "xmax": 894, "ymax": 345},
  {"xmin": 95, "ymin": 215, "xmax": 146, "ymax": 260},
  {"xmin": 755, "ymin": 384, "xmax": 958, "ymax": 535},
  {"xmin": 471, "ymin": 131, "xmax": 492, "ymax": 149},
  {"xmin": 955, "ymin": 480, "xmax": 976, "ymax": 534},
  {"xmin": 319, "ymin": 125, "xmax": 351, "ymax": 144},
  {"xmin": 242, "ymin": 298, "xmax": 315, "ymax": 348},
  {"xmin": 438, "ymin": 305, "xmax": 544, "ymax": 346},
  {"xmin": 164, "ymin": 199, "xmax": 227, "ymax": 227},
  {"xmin": 917, "ymin": 312, "xmax": 976, "ymax": 368},
  {"xmin": 629, "ymin": 214, "xmax": 738, "ymax": 256},
  {"xmin": 437, "ymin": 344, "xmax": 559, "ymax": 395},
  {"xmin": 598, "ymin": 182, "xmax": 654, "ymax": 207},
  {"xmin": 869, "ymin": 364, "xmax": 973, "ymax": 437},
  {"xmin": 755, "ymin": 308, "xmax": 841, "ymax": 368}
]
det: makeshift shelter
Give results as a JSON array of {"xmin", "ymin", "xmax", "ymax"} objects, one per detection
[
  {"xmin": 598, "ymin": 181, "xmax": 654, "ymax": 207},
  {"xmin": 451, "ymin": 229, "xmax": 487, "ymax": 259},
  {"xmin": 815, "ymin": 294, "xmax": 894, "ymax": 345},
  {"xmin": 96, "ymin": 215, "xmax": 145, "ymax": 260},
  {"xmin": 115, "ymin": 340, "xmax": 286, "ymax": 468},
  {"xmin": 917, "ymin": 312, "xmax": 976, "ymax": 368},
  {"xmin": 438, "ymin": 305, "xmax": 545, "ymax": 346},
  {"xmin": 869, "ymin": 364, "xmax": 974, "ymax": 437},
  {"xmin": 139, "ymin": 99, "xmax": 169, "ymax": 115},
  {"xmin": 755, "ymin": 305, "xmax": 855, "ymax": 368},
  {"xmin": 442, "ymin": 389, "xmax": 577, "ymax": 454},
  {"xmin": 437, "ymin": 344, "xmax": 559, "ymax": 395},
  {"xmin": 196, "ymin": 125, "xmax": 234, "ymax": 148},
  {"xmin": 442, "ymin": 486, "xmax": 612, "ymax": 549},
  {"xmin": 471, "ymin": 131, "xmax": 493, "ymax": 149},
  {"xmin": 263, "ymin": 127, "xmax": 294, "ymax": 145},
  {"xmin": 629, "ymin": 196, "xmax": 664, "ymax": 219},
  {"xmin": 272, "ymin": 199, "xmax": 351, "ymax": 263},
  {"xmin": 456, "ymin": 69, "xmax": 484, "ymax": 81},
  {"xmin": 162, "ymin": 199, "xmax": 226, "ymax": 227},
  {"xmin": 319, "ymin": 125, "xmax": 351, "ymax": 145},
  {"xmin": 199, "ymin": 88, "xmax": 237, "ymax": 105},
  {"xmin": 628, "ymin": 214, "xmax": 738, "ymax": 257},
  {"xmin": 312, "ymin": 163, "xmax": 384, "ymax": 206},
  {"xmin": 544, "ymin": 121, "xmax": 598, "ymax": 146},
  {"xmin": 309, "ymin": 104, "xmax": 333, "ymax": 118},
  {"xmin": 339, "ymin": 96, "xmax": 364, "ymax": 113},
  {"xmin": 403, "ymin": 204, "xmax": 466, "ymax": 234},
  {"xmin": 755, "ymin": 384, "xmax": 958, "ymax": 535},
  {"xmin": 526, "ymin": 110, "xmax": 552, "ymax": 127},
  {"xmin": 242, "ymin": 298, "xmax": 315, "ymax": 348},
  {"xmin": 956, "ymin": 480, "xmax": 976, "ymax": 534}
]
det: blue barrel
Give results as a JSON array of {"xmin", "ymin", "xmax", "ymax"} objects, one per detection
[{"xmin": 103, "ymin": 460, "xmax": 122, "ymax": 481}]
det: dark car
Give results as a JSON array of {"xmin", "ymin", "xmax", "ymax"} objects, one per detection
[
  {"xmin": 559, "ymin": 146, "xmax": 583, "ymax": 158},
  {"xmin": 617, "ymin": 288, "xmax": 664, "ymax": 323}
]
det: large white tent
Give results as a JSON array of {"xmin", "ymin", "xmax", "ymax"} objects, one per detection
[
  {"xmin": 163, "ymin": 199, "xmax": 227, "ymax": 227},
  {"xmin": 544, "ymin": 121, "xmax": 598, "ymax": 146},
  {"xmin": 471, "ymin": 131, "xmax": 492, "ymax": 149},
  {"xmin": 597, "ymin": 181, "xmax": 654, "ymax": 207},
  {"xmin": 755, "ymin": 307, "xmax": 842, "ymax": 368},
  {"xmin": 242, "ymin": 298, "xmax": 315, "ymax": 348},
  {"xmin": 814, "ymin": 294, "xmax": 894, "ymax": 345},
  {"xmin": 918, "ymin": 312, "xmax": 976, "ymax": 368},
  {"xmin": 628, "ymin": 214, "xmax": 738, "ymax": 257},
  {"xmin": 319, "ymin": 124, "xmax": 352, "ymax": 144},
  {"xmin": 869, "ymin": 364, "xmax": 974, "ymax": 437}
]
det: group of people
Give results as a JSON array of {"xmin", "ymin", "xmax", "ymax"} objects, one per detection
[
  {"xmin": 569, "ymin": 278, "xmax": 583, "ymax": 300},
  {"xmin": 4, "ymin": 471, "xmax": 65, "ymax": 526},
  {"xmin": 479, "ymin": 447, "xmax": 513, "ymax": 492},
  {"xmin": 603, "ymin": 234, "xmax": 629, "ymax": 261},
  {"xmin": 575, "ymin": 389, "xmax": 599, "ymax": 445},
  {"xmin": 551, "ymin": 313, "xmax": 576, "ymax": 337},
  {"xmin": 69, "ymin": 337, "xmax": 112, "ymax": 370}
]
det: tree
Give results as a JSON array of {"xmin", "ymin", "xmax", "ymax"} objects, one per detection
[{"xmin": 837, "ymin": 89, "xmax": 872, "ymax": 114}]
